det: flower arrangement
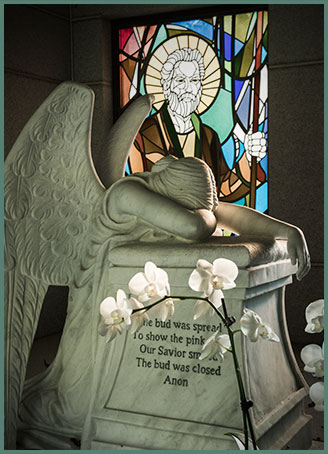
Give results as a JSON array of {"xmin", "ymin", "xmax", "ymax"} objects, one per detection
[
  {"xmin": 300, "ymin": 299, "xmax": 324, "ymax": 412},
  {"xmin": 98, "ymin": 258, "xmax": 282, "ymax": 450}
]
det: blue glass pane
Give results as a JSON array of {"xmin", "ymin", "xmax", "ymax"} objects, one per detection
[
  {"xmin": 221, "ymin": 135, "xmax": 235, "ymax": 170},
  {"xmin": 234, "ymin": 79, "xmax": 244, "ymax": 102},
  {"xmin": 224, "ymin": 32, "xmax": 232, "ymax": 61},
  {"xmin": 260, "ymin": 154, "xmax": 268, "ymax": 175},
  {"xmin": 234, "ymin": 38, "xmax": 243, "ymax": 56},
  {"xmin": 263, "ymin": 116, "xmax": 268, "ymax": 134},
  {"xmin": 125, "ymin": 161, "xmax": 131, "ymax": 175},
  {"xmin": 171, "ymin": 20, "xmax": 213, "ymax": 41},
  {"xmin": 261, "ymin": 46, "xmax": 268, "ymax": 64},
  {"xmin": 236, "ymin": 140, "xmax": 245, "ymax": 162},
  {"xmin": 233, "ymin": 197, "xmax": 246, "ymax": 206},
  {"xmin": 217, "ymin": 29, "xmax": 220, "ymax": 51},
  {"xmin": 255, "ymin": 182, "xmax": 268, "ymax": 212},
  {"xmin": 258, "ymin": 117, "xmax": 268, "ymax": 135},
  {"xmin": 263, "ymin": 105, "xmax": 268, "ymax": 133},
  {"xmin": 236, "ymin": 84, "xmax": 251, "ymax": 129}
]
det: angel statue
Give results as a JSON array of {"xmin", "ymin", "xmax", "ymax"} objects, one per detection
[{"xmin": 4, "ymin": 82, "xmax": 310, "ymax": 449}]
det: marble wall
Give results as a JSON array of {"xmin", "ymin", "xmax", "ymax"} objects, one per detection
[{"xmin": 4, "ymin": 4, "xmax": 324, "ymax": 344}]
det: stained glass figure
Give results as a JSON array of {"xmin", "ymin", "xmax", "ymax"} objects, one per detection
[{"xmin": 117, "ymin": 10, "xmax": 268, "ymax": 213}]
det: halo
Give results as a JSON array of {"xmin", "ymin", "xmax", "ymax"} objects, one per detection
[{"xmin": 145, "ymin": 34, "xmax": 221, "ymax": 115}]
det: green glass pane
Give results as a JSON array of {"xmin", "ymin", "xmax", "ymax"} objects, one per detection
[
  {"xmin": 200, "ymin": 89, "xmax": 233, "ymax": 143},
  {"xmin": 151, "ymin": 25, "xmax": 167, "ymax": 54},
  {"xmin": 140, "ymin": 74, "xmax": 146, "ymax": 96},
  {"xmin": 225, "ymin": 74, "xmax": 232, "ymax": 92},
  {"xmin": 234, "ymin": 50, "xmax": 243, "ymax": 77},
  {"xmin": 263, "ymin": 28, "xmax": 268, "ymax": 51}
]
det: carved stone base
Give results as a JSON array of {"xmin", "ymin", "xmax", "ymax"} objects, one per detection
[{"xmin": 79, "ymin": 237, "xmax": 312, "ymax": 450}]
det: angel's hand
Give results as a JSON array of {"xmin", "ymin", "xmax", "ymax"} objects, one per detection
[
  {"xmin": 245, "ymin": 130, "xmax": 267, "ymax": 164},
  {"xmin": 287, "ymin": 226, "xmax": 311, "ymax": 280}
]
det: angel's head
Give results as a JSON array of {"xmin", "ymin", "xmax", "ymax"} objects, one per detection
[{"xmin": 148, "ymin": 156, "xmax": 218, "ymax": 211}]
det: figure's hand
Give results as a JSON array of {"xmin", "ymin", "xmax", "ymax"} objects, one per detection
[
  {"xmin": 244, "ymin": 130, "xmax": 267, "ymax": 164},
  {"xmin": 287, "ymin": 226, "xmax": 311, "ymax": 280}
]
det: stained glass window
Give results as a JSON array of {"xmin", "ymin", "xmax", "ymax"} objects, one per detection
[{"xmin": 116, "ymin": 9, "xmax": 268, "ymax": 213}]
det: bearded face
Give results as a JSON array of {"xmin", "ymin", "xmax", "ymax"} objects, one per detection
[{"xmin": 165, "ymin": 60, "xmax": 202, "ymax": 118}]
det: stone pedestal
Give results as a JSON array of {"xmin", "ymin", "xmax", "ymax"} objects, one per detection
[{"xmin": 81, "ymin": 236, "xmax": 312, "ymax": 450}]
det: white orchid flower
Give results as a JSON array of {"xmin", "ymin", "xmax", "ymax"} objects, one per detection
[
  {"xmin": 240, "ymin": 308, "xmax": 280, "ymax": 343},
  {"xmin": 300, "ymin": 343, "xmax": 324, "ymax": 378},
  {"xmin": 199, "ymin": 332, "xmax": 231, "ymax": 361},
  {"xmin": 128, "ymin": 261, "xmax": 170, "ymax": 303},
  {"xmin": 309, "ymin": 382, "xmax": 324, "ymax": 411},
  {"xmin": 305, "ymin": 299, "xmax": 324, "ymax": 333},
  {"xmin": 150, "ymin": 298, "xmax": 175, "ymax": 322},
  {"xmin": 129, "ymin": 297, "xmax": 150, "ymax": 333},
  {"xmin": 98, "ymin": 289, "xmax": 132, "ymax": 342},
  {"xmin": 189, "ymin": 258, "xmax": 238, "ymax": 319},
  {"xmin": 193, "ymin": 291, "xmax": 222, "ymax": 320}
]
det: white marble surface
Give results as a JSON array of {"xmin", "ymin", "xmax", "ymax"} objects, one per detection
[{"xmin": 81, "ymin": 238, "xmax": 311, "ymax": 450}]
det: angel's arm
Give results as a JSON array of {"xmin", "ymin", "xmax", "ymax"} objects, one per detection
[
  {"xmin": 215, "ymin": 201, "xmax": 311, "ymax": 280},
  {"xmin": 108, "ymin": 180, "xmax": 217, "ymax": 241}
]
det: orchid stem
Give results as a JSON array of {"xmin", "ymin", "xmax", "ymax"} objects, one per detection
[
  {"xmin": 221, "ymin": 298, "xmax": 257, "ymax": 450},
  {"xmin": 132, "ymin": 294, "xmax": 257, "ymax": 449}
]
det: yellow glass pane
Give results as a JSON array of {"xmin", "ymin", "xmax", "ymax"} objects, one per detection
[
  {"xmin": 263, "ymin": 11, "xmax": 268, "ymax": 34},
  {"xmin": 146, "ymin": 85, "xmax": 163, "ymax": 95},
  {"xmin": 151, "ymin": 93, "xmax": 164, "ymax": 106},
  {"xmin": 189, "ymin": 35, "xmax": 199, "ymax": 50},
  {"xmin": 202, "ymin": 79, "xmax": 222, "ymax": 89},
  {"xmin": 153, "ymin": 100, "xmax": 164, "ymax": 110},
  {"xmin": 205, "ymin": 56, "xmax": 219, "ymax": 75},
  {"xmin": 196, "ymin": 100, "xmax": 208, "ymax": 113},
  {"xmin": 163, "ymin": 36, "xmax": 179, "ymax": 55},
  {"xmin": 146, "ymin": 75, "xmax": 161, "ymax": 86},
  {"xmin": 235, "ymin": 12, "xmax": 253, "ymax": 43},
  {"xmin": 203, "ymin": 46, "xmax": 214, "ymax": 67},
  {"xmin": 178, "ymin": 35, "xmax": 189, "ymax": 49},
  {"xmin": 224, "ymin": 15, "xmax": 232, "ymax": 34},
  {"xmin": 155, "ymin": 46, "xmax": 169, "ymax": 63},
  {"xmin": 203, "ymin": 88, "xmax": 220, "ymax": 98},
  {"xmin": 201, "ymin": 93, "xmax": 216, "ymax": 107},
  {"xmin": 204, "ymin": 71, "xmax": 221, "ymax": 84},
  {"xmin": 240, "ymin": 30, "xmax": 255, "ymax": 77},
  {"xmin": 197, "ymin": 38, "xmax": 208, "ymax": 56},
  {"xmin": 246, "ymin": 12, "xmax": 257, "ymax": 42},
  {"xmin": 146, "ymin": 64, "xmax": 160, "ymax": 78},
  {"xmin": 151, "ymin": 55, "xmax": 165, "ymax": 71},
  {"xmin": 224, "ymin": 60, "xmax": 232, "ymax": 71}
]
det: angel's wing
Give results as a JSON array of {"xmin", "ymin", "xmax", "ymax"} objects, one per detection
[{"xmin": 4, "ymin": 81, "xmax": 103, "ymax": 448}]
